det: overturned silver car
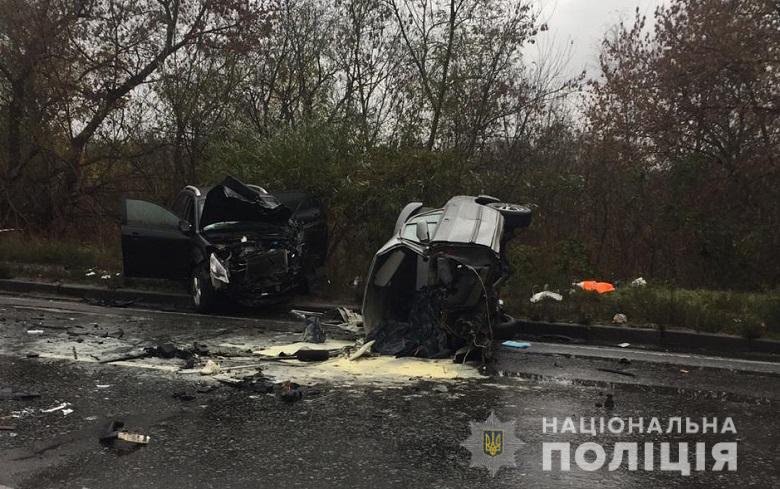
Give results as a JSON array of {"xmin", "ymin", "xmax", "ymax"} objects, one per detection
[{"xmin": 362, "ymin": 195, "xmax": 531, "ymax": 359}]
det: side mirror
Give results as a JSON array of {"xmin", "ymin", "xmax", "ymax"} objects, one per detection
[
  {"xmin": 415, "ymin": 221, "xmax": 430, "ymax": 243},
  {"xmin": 178, "ymin": 220, "xmax": 192, "ymax": 234}
]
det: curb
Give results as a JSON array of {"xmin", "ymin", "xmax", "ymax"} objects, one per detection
[
  {"xmin": 1, "ymin": 278, "xmax": 777, "ymax": 356},
  {"xmin": 501, "ymin": 319, "xmax": 780, "ymax": 356},
  {"xmin": 0, "ymin": 278, "xmax": 357, "ymax": 314}
]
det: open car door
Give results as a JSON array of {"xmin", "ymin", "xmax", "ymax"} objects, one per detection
[{"xmin": 120, "ymin": 199, "xmax": 191, "ymax": 279}]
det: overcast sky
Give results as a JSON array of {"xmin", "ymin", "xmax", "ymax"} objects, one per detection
[{"xmin": 525, "ymin": 0, "xmax": 668, "ymax": 80}]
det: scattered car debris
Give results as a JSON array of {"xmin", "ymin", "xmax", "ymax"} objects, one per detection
[
  {"xmin": 41, "ymin": 402, "xmax": 70, "ymax": 413},
  {"xmin": 301, "ymin": 315, "xmax": 326, "ymax": 343},
  {"xmin": 612, "ymin": 313, "xmax": 628, "ymax": 324},
  {"xmin": 631, "ymin": 277, "xmax": 647, "ymax": 287},
  {"xmin": 294, "ymin": 348, "xmax": 330, "ymax": 362},
  {"xmin": 596, "ymin": 393, "xmax": 616, "ymax": 409},
  {"xmin": 348, "ymin": 340, "xmax": 375, "ymax": 361},
  {"xmin": 276, "ymin": 381, "xmax": 302, "ymax": 403},
  {"xmin": 200, "ymin": 359, "xmax": 222, "ymax": 375},
  {"xmin": 363, "ymin": 195, "xmax": 532, "ymax": 360},
  {"xmin": 501, "ymin": 340, "xmax": 531, "ymax": 349},
  {"xmin": 530, "ymin": 291, "xmax": 563, "ymax": 303},
  {"xmin": 100, "ymin": 421, "xmax": 150, "ymax": 446},
  {"xmin": 575, "ymin": 281, "xmax": 616, "ymax": 294}
]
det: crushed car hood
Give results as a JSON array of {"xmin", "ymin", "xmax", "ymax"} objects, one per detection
[{"xmin": 200, "ymin": 176, "xmax": 292, "ymax": 228}]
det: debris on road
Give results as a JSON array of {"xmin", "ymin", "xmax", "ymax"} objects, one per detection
[
  {"xmin": 530, "ymin": 291, "xmax": 563, "ymax": 303},
  {"xmin": 605, "ymin": 394, "xmax": 615, "ymax": 409},
  {"xmin": 348, "ymin": 340, "xmax": 375, "ymax": 361},
  {"xmin": 100, "ymin": 421, "xmax": 150, "ymax": 446},
  {"xmin": 334, "ymin": 307, "xmax": 363, "ymax": 333},
  {"xmin": 301, "ymin": 315, "xmax": 326, "ymax": 343},
  {"xmin": 41, "ymin": 402, "xmax": 70, "ymax": 413},
  {"xmin": 200, "ymin": 359, "xmax": 222, "ymax": 375},
  {"xmin": 294, "ymin": 349, "xmax": 330, "ymax": 362},
  {"xmin": 276, "ymin": 381, "xmax": 302, "ymax": 403},
  {"xmin": 501, "ymin": 340, "xmax": 531, "ymax": 349}
]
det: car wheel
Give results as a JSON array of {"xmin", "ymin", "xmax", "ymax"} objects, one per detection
[
  {"xmin": 487, "ymin": 202, "xmax": 532, "ymax": 229},
  {"xmin": 192, "ymin": 266, "xmax": 219, "ymax": 313}
]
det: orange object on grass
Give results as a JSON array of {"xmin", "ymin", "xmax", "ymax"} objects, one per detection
[{"xmin": 578, "ymin": 280, "xmax": 616, "ymax": 294}]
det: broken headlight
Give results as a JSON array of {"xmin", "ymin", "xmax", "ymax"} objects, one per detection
[{"xmin": 209, "ymin": 253, "xmax": 230, "ymax": 284}]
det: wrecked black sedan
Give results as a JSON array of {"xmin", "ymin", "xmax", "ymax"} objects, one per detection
[
  {"xmin": 362, "ymin": 195, "xmax": 531, "ymax": 359},
  {"xmin": 120, "ymin": 176, "xmax": 327, "ymax": 312}
]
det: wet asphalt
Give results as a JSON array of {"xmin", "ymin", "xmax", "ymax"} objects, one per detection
[{"xmin": 0, "ymin": 293, "xmax": 778, "ymax": 489}]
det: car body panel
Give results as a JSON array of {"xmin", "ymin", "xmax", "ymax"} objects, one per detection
[{"xmin": 120, "ymin": 199, "xmax": 191, "ymax": 279}]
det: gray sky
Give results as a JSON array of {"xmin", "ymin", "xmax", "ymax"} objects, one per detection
[{"xmin": 525, "ymin": 0, "xmax": 667, "ymax": 80}]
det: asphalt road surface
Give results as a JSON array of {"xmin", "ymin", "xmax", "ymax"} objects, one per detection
[{"xmin": 0, "ymin": 293, "xmax": 778, "ymax": 489}]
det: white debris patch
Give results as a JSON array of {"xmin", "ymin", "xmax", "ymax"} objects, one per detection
[
  {"xmin": 253, "ymin": 339, "xmax": 355, "ymax": 357},
  {"xmin": 256, "ymin": 352, "xmax": 484, "ymax": 385}
]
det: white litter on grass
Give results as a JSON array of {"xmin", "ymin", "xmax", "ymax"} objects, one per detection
[
  {"xmin": 96, "ymin": 384, "xmax": 111, "ymax": 389},
  {"xmin": 618, "ymin": 343, "xmax": 630, "ymax": 348},
  {"xmin": 85, "ymin": 271, "xmax": 96, "ymax": 277},
  {"xmin": 26, "ymin": 330, "xmax": 44, "ymax": 335},
  {"xmin": 631, "ymin": 277, "xmax": 647, "ymax": 287},
  {"xmin": 100, "ymin": 274, "xmax": 112, "ymax": 280},
  {"xmin": 530, "ymin": 291, "xmax": 563, "ymax": 303},
  {"xmin": 61, "ymin": 408, "xmax": 74, "ymax": 416},
  {"xmin": 613, "ymin": 313, "xmax": 628, "ymax": 324}
]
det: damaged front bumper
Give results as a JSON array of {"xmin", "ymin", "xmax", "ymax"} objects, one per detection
[{"xmin": 208, "ymin": 238, "xmax": 304, "ymax": 303}]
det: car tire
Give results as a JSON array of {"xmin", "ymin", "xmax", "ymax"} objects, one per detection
[
  {"xmin": 192, "ymin": 266, "xmax": 219, "ymax": 313},
  {"xmin": 487, "ymin": 202, "xmax": 532, "ymax": 229}
]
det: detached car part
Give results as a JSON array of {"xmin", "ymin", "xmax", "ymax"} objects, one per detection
[{"xmin": 362, "ymin": 195, "xmax": 532, "ymax": 359}]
